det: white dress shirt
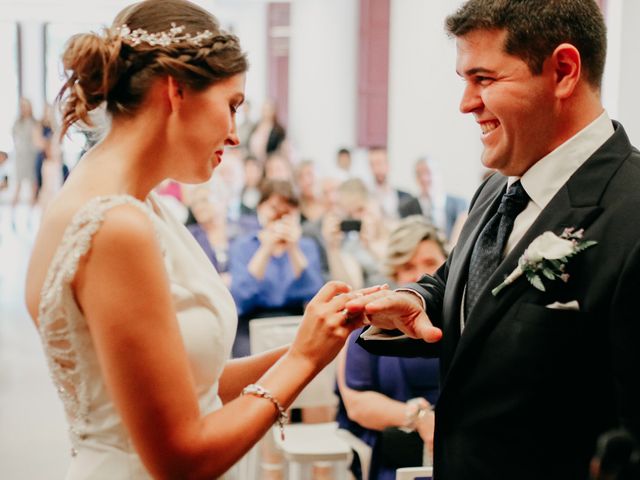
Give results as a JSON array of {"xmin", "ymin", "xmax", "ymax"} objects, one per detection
[{"xmin": 506, "ymin": 111, "xmax": 614, "ymax": 253}]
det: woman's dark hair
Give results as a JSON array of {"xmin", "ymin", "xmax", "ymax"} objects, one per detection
[
  {"xmin": 258, "ymin": 179, "xmax": 299, "ymax": 208},
  {"xmin": 58, "ymin": 0, "xmax": 248, "ymax": 136}
]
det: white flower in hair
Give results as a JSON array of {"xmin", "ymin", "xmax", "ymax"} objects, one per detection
[{"xmin": 117, "ymin": 22, "xmax": 214, "ymax": 47}]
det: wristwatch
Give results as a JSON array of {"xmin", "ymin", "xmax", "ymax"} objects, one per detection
[{"xmin": 400, "ymin": 397, "xmax": 432, "ymax": 433}]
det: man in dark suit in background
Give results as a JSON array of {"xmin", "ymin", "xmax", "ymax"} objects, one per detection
[
  {"xmin": 348, "ymin": 1, "xmax": 640, "ymax": 479},
  {"xmin": 399, "ymin": 157, "xmax": 468, "ymax": 241},
  {"xmin": 368, "ymin": 146, "xmax": 414, "ymax": 219}
]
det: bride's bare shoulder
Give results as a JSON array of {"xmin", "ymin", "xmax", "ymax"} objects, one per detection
[{"xmin": 25, "ymin": 190, "xmax": 150, "ymax": 322}]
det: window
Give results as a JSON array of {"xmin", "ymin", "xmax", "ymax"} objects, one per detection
[{"xmin": 0, "ymin": 23, "xmax": 19, "ymax": 152}]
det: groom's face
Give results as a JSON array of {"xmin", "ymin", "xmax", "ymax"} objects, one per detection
[{"xmin": 456, "ymin": 29, "xmax": 557, "ymax": 177}]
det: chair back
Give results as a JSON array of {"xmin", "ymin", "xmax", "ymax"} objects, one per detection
[
  {"xmin": 249, "ymin": 316, "xmax": 339, "ymax": 408},
  {"xmin": 395, "ymin": 466, "xmax": 433, "ymax": 480}
]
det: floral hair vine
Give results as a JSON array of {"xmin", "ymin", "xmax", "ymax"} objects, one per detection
[{"xmin": 117, "ymin": 23, "xmax": 214, "ymax": 47}]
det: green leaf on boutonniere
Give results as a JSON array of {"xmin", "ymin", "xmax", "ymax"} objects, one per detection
[
  {"xmin": 575, "ymin": 240, "xmax": 597, "ymax": 252},
  {"xmin": 549, "ymin": 259, "xmax": 563, "ymax": 270},
  {"xmin": 525, "ymin": 270, "xmax": 546, "ymax": 291},
  {"xmin": 542, "ymin": 268, "xmax": 556, "ymax": 280}
]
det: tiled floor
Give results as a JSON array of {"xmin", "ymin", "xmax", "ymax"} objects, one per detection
[{"xmin": 0, "ymin": 201, "xmax": 70, "ymax": 479}]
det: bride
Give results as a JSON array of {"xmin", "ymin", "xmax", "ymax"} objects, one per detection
[{"xmin": 24, "ymin": 1, "xmax": 371, "ymax": 478}]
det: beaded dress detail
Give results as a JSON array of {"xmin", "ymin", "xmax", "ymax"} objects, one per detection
[{"xmin": 37, "ymin": 194, "xmax": 237, "ymax": 479}]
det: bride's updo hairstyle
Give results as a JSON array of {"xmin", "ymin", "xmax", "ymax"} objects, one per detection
[{"xmin": 58, "ymin": 0, "xmax": 248, "ymax": 136}]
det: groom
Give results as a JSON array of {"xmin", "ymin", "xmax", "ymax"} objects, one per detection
[{"xmin": 348, "ymin": 1, "xmax": 640, "ymax": 479}]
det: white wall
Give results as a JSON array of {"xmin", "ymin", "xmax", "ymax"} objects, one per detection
[
  {"xmin": 388, "ymin": 0, "xmax": 482, "ymax": 200},
  {"xmin": 0, "ymin": 0, "xmax": 266, "ymax": 116},
  {"xmin": 603, "ymin": 0, "xmax": 640, "ymax": 147},
  {"xmin": 213, "ymin": 0, "xmax": 268, "ymax": 116},
  {"xmin": 288, "ymin": 0, "xmax": 358, "ymax": 177},
  {"xmin": 1, "ymin": 0, "xmax": 638, "ymax": 184}
]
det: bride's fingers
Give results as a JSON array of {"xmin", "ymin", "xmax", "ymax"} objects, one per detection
[
  {"xmin": 353, "ymin": 284, "xmax": 389, "ymax": 296},
  {"xmin": 329, "ymin": 308, "xmax": 363, "ymax": 335},
  {"xmin": 313, "ymin": 281, "xmax": 352, "ymax": 304}
]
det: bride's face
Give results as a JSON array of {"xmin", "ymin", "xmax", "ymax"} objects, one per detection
[{"xmin": 170, "ymin": 73, "xmax": 246, "ymax": 183}]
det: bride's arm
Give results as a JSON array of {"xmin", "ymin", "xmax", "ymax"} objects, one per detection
[
  {"xmin": 218, "ymin": 346, "xmax": 289, "ymax": 403},
  {"xmin": 74, "ymin": 206, "xmax": 359, "ymax": 480}
]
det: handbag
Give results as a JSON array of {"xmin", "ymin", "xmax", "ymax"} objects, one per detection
[{"xmin": 378, "ymin": 426, "xmax": 424, "ymax": 469}]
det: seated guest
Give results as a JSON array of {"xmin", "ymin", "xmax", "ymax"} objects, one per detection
[
  {"xmin": 229, "ymin": 179, "xmax": 324, "ymax": 357},
  {"xmin": 295, "ymin": 159, "xmax": 324, "ymax": 224},
  {"xmin": 263, "ymin": 151, "xmax": 293, "ymax": 182},
  {"xmin": 186, "ymin": 185, "xmax": 231, "ymax": 286},
  {"xmin": 337, "ymin": 216, "xmax": 448, "ymax": 480},
  {"xmin": 239, "ymin": 154, "xmax": 263, "ymax": 216}
]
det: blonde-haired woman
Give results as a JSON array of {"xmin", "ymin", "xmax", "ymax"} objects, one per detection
[{"xmin": 24, "ymin": 1, "xmax": 371, "ymax": 478}]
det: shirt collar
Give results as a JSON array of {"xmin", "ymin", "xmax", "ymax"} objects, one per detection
[{"xmin": 508, "ymin": 111, "xmax": 614, "ymax": 208}]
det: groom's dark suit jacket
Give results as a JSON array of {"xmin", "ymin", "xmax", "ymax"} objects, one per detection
[{"xmin": 358, "ymin": 122, "xmax": 640, "ymax": 480}]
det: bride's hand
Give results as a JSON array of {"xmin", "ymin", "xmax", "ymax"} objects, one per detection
[{"xmin": 288, "ymin": 282, "xmax": 385, "ymax": 372}]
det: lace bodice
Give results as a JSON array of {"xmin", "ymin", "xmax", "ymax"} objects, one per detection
[{"xmin": 37, "ymin": 194, "xmax": 237, "ymax": 479}]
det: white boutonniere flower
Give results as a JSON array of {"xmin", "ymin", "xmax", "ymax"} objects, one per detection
[{"xmin": 492, "ymin": 228, "xmax": 597, "ymax": 296}]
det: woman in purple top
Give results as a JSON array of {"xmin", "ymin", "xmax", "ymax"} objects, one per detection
[
  {"xmin": 229, "ymin": 179, "xmax": 323, "ymax": 357},
  {"xmin": 185, "ymin": 186, "xmax": 231, "ymax": 284},
  {"xmin": 337, "ymin": 216, "xmax": 448, "ymax": 479}
]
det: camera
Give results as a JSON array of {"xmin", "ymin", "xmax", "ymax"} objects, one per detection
[{"xmin": 340, "ymin": 219, "xmax": 362, "ymax": 233}]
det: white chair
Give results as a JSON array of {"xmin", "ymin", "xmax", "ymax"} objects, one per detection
[
  {"xmin": 396, "ymin": 466, "xmax": 433, "ymax": 480},
  {"xmin": 249, "ymin": 316, "xmax": 353, "ymax": 480},
  {"xmin": 335, "ymin": 427, "xmax": 372, "ymax": 480}
]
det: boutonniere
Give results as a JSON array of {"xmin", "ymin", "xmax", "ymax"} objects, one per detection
[{"xmin": 492, "ymin": 228, "xmax": 597, "ymax": 296}]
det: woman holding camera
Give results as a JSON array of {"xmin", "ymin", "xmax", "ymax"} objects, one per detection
[
  {"xmin": 229, "ymin": 179, "xmax": 324, "ymax": 357},
  {"xmin": 322, "ymin": 178, "xmax": 389, "ymax": 289}
]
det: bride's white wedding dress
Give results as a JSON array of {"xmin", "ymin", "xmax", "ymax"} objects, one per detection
[{"xmin": 37, "ymin": 193, "xmax": 237, "ymax": 479}]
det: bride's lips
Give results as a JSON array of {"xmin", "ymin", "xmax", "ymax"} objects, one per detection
[{"xmin": 214, "ymin": 150, "xmax": 224, "ymax": 164}]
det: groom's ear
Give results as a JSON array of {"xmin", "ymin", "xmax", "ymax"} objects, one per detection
[{"xmin": 550, "ymin": 43, "xmax": 581, "ymax": 100}]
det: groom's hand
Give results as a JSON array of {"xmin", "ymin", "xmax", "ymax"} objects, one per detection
[{"xmin": 344, "ymin": 290, "xmax": 442, "ymax": 343}]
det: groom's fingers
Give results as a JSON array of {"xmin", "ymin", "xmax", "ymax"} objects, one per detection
[
  {"xmin": 414, "ymin": 322, "xmax": 443, "ymax": 344},
  {"xmin": 362, "ymin": 294, "xmax": 443, "ymax": 343},
  {"xmin": 362, "ymin": 292, "xmax": 415, "ymax": 314}
]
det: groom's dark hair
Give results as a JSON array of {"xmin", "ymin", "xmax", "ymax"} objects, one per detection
[{"xmin": 445, "ymin": 0, "xmax": 607, "ymax": 89}]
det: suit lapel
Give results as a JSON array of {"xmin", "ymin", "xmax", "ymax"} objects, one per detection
[{"xmin": 438, "ymin": 121, "xmax": 631, "ymax": 396}]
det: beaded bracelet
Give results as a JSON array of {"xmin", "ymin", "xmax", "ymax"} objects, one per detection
[{"xmin": 242, "ymin": 383, "xmax": 289, "ymax": 440}]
